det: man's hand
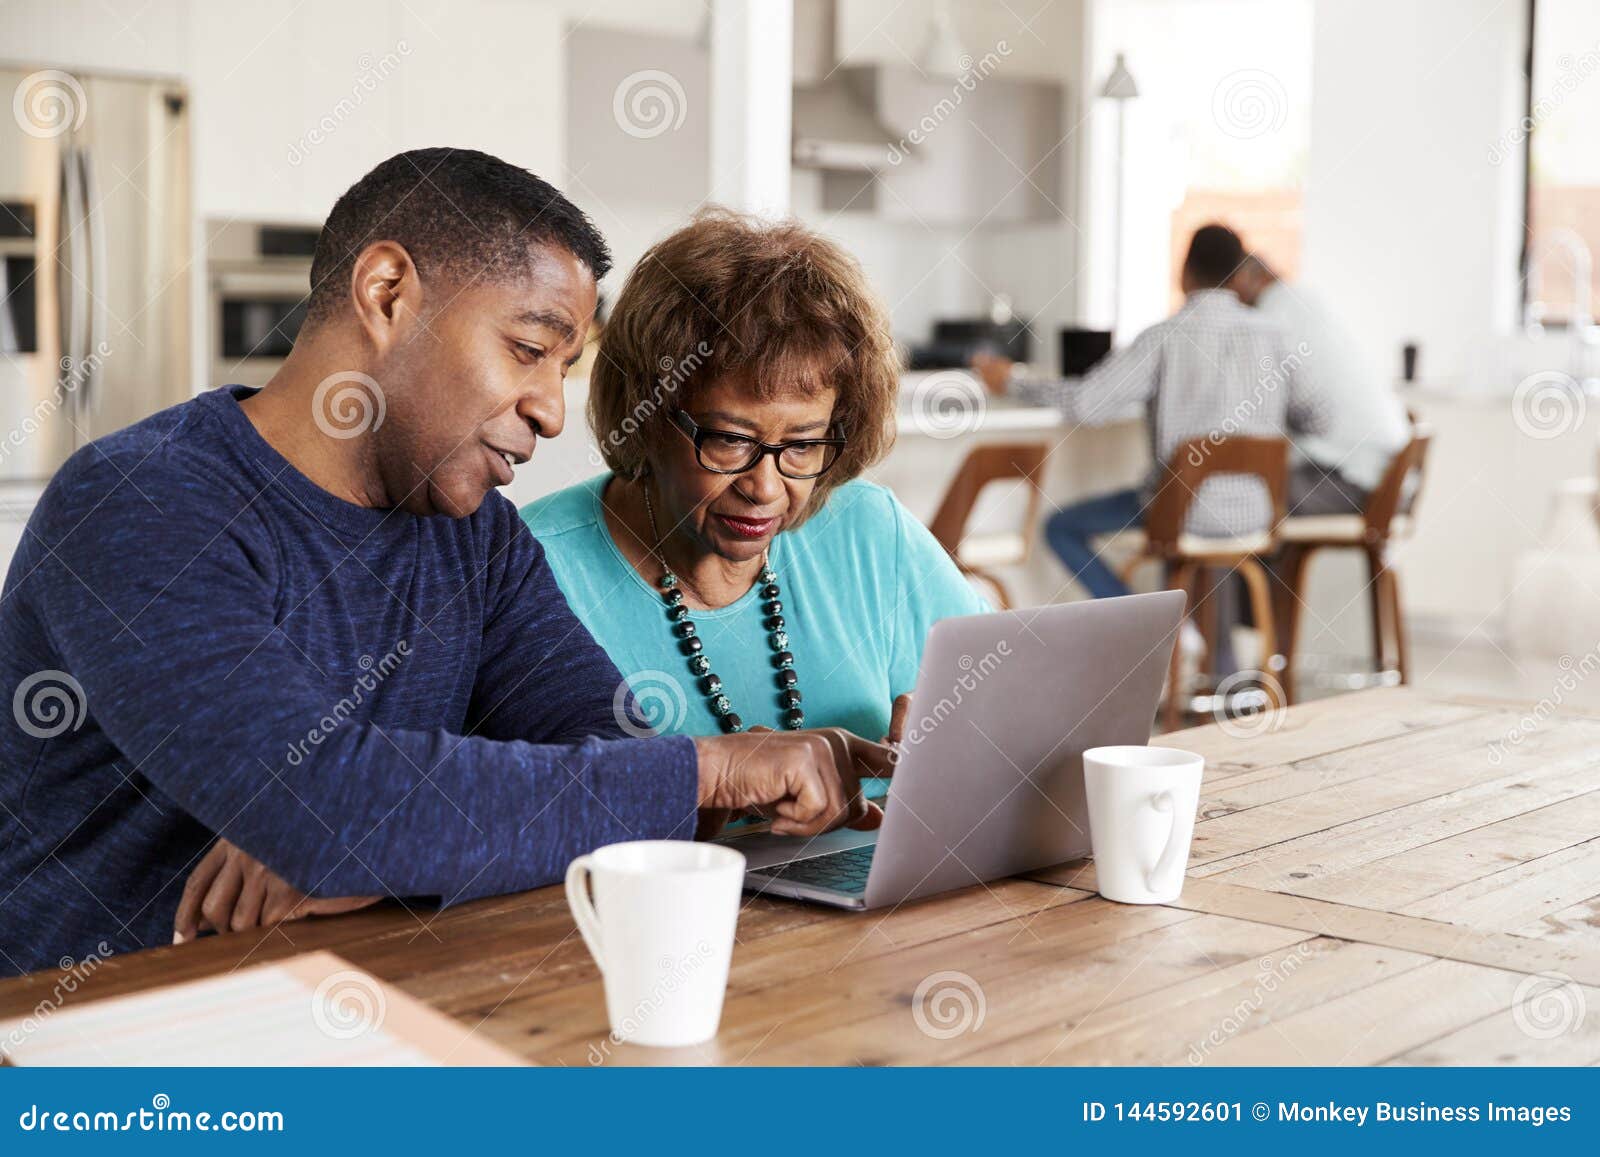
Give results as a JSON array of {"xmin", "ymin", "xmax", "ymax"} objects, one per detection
[
  {"xmin": 173, "ymin": 839, "xmax": 380, "ymax": 944},
  {"xmin": 693, "ymin": 728, "xmax": 897, "ymax": 837},
  {"xmin": 970, "ymin": 352, "xmax": 1015, "ymax": 396}
]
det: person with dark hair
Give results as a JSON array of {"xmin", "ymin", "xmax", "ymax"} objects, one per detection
[
  {"xmin": 972, "ymin": 223, "xmax": 1329, "ymax": 613},
  {"xmin": 305, "ymin": 147, "xmax": 617, "ymax": 328},
  {"xmin": 1231, "ymin": 254, "xmax": 1410, "ymax": 514},
  {"xmin": 0, "ymin": 148, "xmax": 889, "ymax": 976},
  {"xmin": 523, "ymin": 209, "xmax": 985, "ymax": 757}
]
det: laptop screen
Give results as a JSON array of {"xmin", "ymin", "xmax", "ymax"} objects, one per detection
[{"xmin": 1059, "ymin": 328, "xmax": 1113, "ymax": 377}]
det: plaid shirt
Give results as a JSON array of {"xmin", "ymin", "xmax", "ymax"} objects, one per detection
[{"xmin": 1012, "ymin": 288, "xmax": 1330, "ymax": 538}]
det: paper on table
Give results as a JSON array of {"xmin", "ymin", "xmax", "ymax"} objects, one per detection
[{"xmin": 0, "ymin": 951, "xmax": 521, "ymax": 1066}]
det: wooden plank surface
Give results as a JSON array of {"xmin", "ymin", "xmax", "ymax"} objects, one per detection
[{"xmin": 2, "ymin": 687, "xmax": 1597, "ymax": 1066}]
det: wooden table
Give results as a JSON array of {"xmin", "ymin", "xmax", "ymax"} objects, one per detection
[{"xmin": 4, "ymin": 687, "xmax": 1599, "ymax": 1065}]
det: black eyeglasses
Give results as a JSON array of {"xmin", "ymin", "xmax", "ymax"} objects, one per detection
[{"xmin": 670, "ymin": 410, "xmax": 846, "ymax": 480}]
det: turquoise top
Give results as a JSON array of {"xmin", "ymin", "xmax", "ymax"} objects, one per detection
[{"xmin": 520, "ymin": 475, "xmax": 989, "ymax": 740}]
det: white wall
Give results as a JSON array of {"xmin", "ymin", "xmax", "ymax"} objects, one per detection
[
  {"xmin": 188, "ymin": 0, "xmax": 567, "ymax": 222},
  {"xmin": 0, "ymin": 0, "xmax": 190, "ymax": 76},
  {"xmin": 3, "ymin": 0, "xmax": 569, "ymax": 223},
  {"xmin": 1302, "ymin": 0, "xmax": 1529, "ymax": 391}
]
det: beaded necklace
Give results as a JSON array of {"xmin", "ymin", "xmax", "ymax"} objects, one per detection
[{"xmin": 641, "ymin": 483, "xmax": 803, "ymax": 734}]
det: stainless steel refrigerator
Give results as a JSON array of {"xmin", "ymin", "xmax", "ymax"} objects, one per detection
[{"xmin": 0, "ymin": 65, "xmax": 192, "ymax": 487}]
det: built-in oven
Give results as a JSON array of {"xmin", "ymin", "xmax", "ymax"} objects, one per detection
[
  {"xmin": 207, "ymin": 219, "xmax": 319, "ymax": 389},
  {"xmin": 0, "ymin": 200, "xmax": 38, "ymax": 358}
]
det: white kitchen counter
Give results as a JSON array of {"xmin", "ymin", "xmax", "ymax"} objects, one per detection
[
  {"xmin": 896, "ymin": 395, "xmax": 1066, "ymax": 436},
  {"xmin": 894, "ymin": 369, "xmax": 1065, "ymax": 438}
]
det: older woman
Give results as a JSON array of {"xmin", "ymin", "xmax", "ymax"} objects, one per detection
[{"xmin": 521, "ymin": 210, "xmax": 986, "ymax": 744}]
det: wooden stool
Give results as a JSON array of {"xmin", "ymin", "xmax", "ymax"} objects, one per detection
[
  {"xmin": 1274, "ymin": 426, "xmax": 1433, "ymax": 704},
  {"xmin": 928, "ymin": 441, "xmax": 1051, "ymax": 610},
  {"xmin": 1116, "ymin": 436, "xmax": 1290, "ymax": 732}
]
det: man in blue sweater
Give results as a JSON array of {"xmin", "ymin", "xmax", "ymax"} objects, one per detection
[{"xmin": 0, "ymin": 149, "xmax": 887, "ymax": 977}]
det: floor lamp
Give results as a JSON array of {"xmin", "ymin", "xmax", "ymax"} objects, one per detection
[{"xmin": 1101, "ymin": 53, "xmax": 1139, "ymax": 339}]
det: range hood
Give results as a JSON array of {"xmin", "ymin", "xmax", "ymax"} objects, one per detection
[
  {"xmin": 792, "ymin": 77, "xmax": 901, "ymax": 171},
  {"xmin": 791, "ymin": 0, "xmax": 901, "ymax": 172}
]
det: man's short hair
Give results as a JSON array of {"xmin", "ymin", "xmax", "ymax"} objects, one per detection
[
  {"xmin": 304, "ymin": 147, "xmax": 611, "ymax": 326},
  {"xmin": 1182, "ymin": 224, "xmax": 1246, "ymax": 289}
]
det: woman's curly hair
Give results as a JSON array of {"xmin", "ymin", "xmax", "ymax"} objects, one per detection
[{"xmin": 588, "ymin": 208, "xmax": 899, "ymax": 526}]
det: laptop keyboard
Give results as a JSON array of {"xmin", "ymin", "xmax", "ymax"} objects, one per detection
[{"xmin": 755, "ymin": 844, "xmax": 876, "ymax": 895}]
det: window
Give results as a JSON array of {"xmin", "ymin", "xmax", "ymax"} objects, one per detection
[
  {"xmin": 1523, "ymin": 0, "xmax": 1600, "ymax": 327},
  {"xmin": 1088, "ymin": 0, "xmax": 1313, "ymax": 333}
]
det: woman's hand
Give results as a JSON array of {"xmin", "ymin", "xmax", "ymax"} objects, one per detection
[
  {"xmin": 884, "ymin": 693, "xmax": 912, "ymax": 745},
  {"xmin": 173, "ymin": 839, "xmax": 380, "ymax": 944}
]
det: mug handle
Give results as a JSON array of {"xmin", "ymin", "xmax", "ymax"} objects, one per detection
[
  {"xmin": 1143, "ymin": 789, "xmax": 1186, "ymax": 893},
  {"xmin": 564, "ymin": 855, "xmax": 607, "ymax": 975}
]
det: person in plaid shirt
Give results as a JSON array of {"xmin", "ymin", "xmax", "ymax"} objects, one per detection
[{"xmin": 972, "ymin": 224, "xmax": 1330, "ymax": 606}]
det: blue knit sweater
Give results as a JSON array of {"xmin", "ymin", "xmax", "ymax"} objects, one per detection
[{"xmin": 0, "ymin": 385, "xmax": 697, "ymax": 976}]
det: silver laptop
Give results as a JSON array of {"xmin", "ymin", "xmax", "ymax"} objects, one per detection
[{"xmin": 717, "ymin": 590, "xmax": 1185, "ymax": 910}]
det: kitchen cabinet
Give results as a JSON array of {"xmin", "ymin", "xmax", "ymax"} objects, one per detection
[
  {"xmin": 565, "ymin": 26, "xmax": 712, "ymax": 212},
  {"xmin": 816, "ymin": 67, "xmax": 1064, "ymax": 226},
  {"xmin": 187, "ymin": 0, "xmax": 565, "ymax": 221}
]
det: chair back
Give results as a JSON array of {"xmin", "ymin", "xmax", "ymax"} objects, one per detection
[
  {"xmin": 927, "ymin": 441, "xmax": 1051, "ymax": 559},
  {"xmin": 1363, "ymin": 424, "xmax": 1432, "ymax": 541},
  {"xmin": 1141, "ymin": 435, "xmax": 1289, "ymax": 556}
]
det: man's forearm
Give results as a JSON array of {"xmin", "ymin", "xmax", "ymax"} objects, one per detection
[
  {"xmin": 205, "ymin": 729, "xmax": 700, "ymax": 904},
  {"xmin": 1009, "ymin": 373, "xmax": 1080, "ymax": 417}
]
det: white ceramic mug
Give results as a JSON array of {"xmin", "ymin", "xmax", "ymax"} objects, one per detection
[
  {"xmin": 564, "ymin": 840, "xmax": 744, "ymax": 1048},
  {"xmin": 1083, "ymin": 746, "xmax": 1204, "ymax": 904}
]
